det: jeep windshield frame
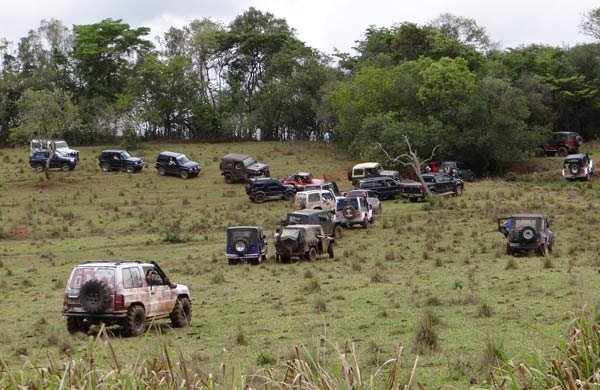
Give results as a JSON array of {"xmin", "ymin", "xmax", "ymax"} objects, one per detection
[{"xmin": 243, "ymin": 156, "xmax": 257, "ymax": 167}]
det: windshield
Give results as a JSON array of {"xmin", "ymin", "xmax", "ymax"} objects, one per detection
[
  {"xmin": 287, "ymin": 215, "xmax": 307, "ymax": 224},
  {"xmin": 511, "ymin": 217, "xmax": 539, "ymax": 230},
  {"xmin": 243, "ymin": 157, "xmax": 256, "ymax": 167},
  {"xmin": 69, "ymin": 267, "xmax": 115, "ymax": 290},
  {"xmin": 54, "ymin": 141, "xmax": 68, "ymax": 149},
  {"xmin": 336, "ymin": 198, "xmax": 358, "ymax": 211},
  {"xmin": 227, "ymin": 228, "xmax": 258, "ymax": 243},
  {"xmin": 121, "ymin": 151, "xmax": 132, "ymax": 159},
  {"xmin": 423, "ymin": 176, "xmax": 435, "ymax": 183},
  {"xmin": 177, "ymin": 155, "xmax": 190, "ymax": 164},
  {"xmin": 280, "ymin": 228, "xmax": 301, "ymax": 240}
]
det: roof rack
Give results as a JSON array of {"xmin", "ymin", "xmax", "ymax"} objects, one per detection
[{"xmin": 83, "ymin": 260, "xmax": 141, "ymax": 265}]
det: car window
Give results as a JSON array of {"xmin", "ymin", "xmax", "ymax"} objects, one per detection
[
  {"xmin": 308, "ymin": 193, "xmax": 320, "ymax": 202},
  {"xmin": 353, "ymin": 169, "xmax": 364, "ymax": 176},
  {"xmin": 337, "ymin": 198, "xmax": 358, "ymax": 210},
  {"xmin": 70, "ymin": 267, "xmax": 115, "ymax": 290},
  {"xmin": 323, "ymin": 192, "xmax": 333, "ymax": 200},
  {"xmin": 121, "ymin": 151, "xmax": 131, "ymax": 159}
]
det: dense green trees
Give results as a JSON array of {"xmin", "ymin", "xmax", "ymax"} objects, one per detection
[{"xmin": 1, "ymin": 9, "xmax": 599, "ymax": 173}]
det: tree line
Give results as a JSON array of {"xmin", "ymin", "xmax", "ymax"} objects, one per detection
[{"xmin": 1, "ymin": 7, "xmax": 600, "ymax": 171}]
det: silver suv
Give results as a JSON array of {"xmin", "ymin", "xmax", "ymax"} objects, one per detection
[
  {"xmin": 335, "ymin": 196, "xmax": 373, "ymax": 229},
  {"xmin": 63, "ymin": 261, "xmax": 191, "ymax": 336}
]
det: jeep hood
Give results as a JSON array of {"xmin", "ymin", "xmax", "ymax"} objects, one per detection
[
  {"xmin": 182, "ymin": 161, "xmax": 200, "ymax": 169},
  {"xmin": 126, "ymin": 157, "xmax": 143, "ymax": 164},
  {"xmin": 247, "ymin": 162, "xmax": 269, "ymax": 173}
]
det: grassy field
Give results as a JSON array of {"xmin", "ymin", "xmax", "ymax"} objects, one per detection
[{"xmin": 0, "ymin": 141, "xmax": 599, "ymax": 388}]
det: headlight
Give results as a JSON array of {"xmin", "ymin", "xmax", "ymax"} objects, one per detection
[{"xmin": 235, "ymin": 241, "xmax": 246, "ymax": 252}]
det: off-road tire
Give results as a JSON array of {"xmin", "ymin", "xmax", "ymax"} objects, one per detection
[
  {"xmin": 327, "ymin": 244, "xmax": 334, "ymax": 259},
  {"xmin": 101, "ymin": 162, "xmax": 111, "ymax": 172},
  {"xmin": 283, "ymin": 191, "xmax": 294, "ymax": 201},
  {"xmin": 61, "ymin": 163, "xmax": 71, "ymax": 172},
  {"xmin": 254, "ymin": 193, "xmax": 266, "ymax": 204},
  {"xmin": 521, "ymin": 227, "xmax": 536, "ymax": 242},
  {"xmin": 557, "ymin": 147, "xmax": 568, "ymax": 157},
  {"xmin": 35, "ymin": 164, "xmax": 45, "ymax": 172},
  {"xmin": 66, "ymin": 317, "xmax": 89, "ymax": 334},
  {"xmin": 455, "ymin": 186, "xmax": 463, "ymax": 196},
  {"xmin": 575, "ymin": 135, "xmax": 583, "ymax": 146},
  {"xmin": 280, "ymin": 254, "xmax": 291, "ymax": 263},
  {"xmin": 79, "ymin": 279, "xmax": 111, "ymax": 314},
  {"xmin": 126, "ymin": 165, "xmax": 134, "ymax": 173},
  {"xmin": 333, "ymin": 225, "xmax": 343, "ymax": 239},
  {"xmin": 307, "ymin": 247, "xmax": 317, "ymax": 262},
  {"xmin": 224, "ymin": 172, "xmax": 234, "ymax": 184},
  {"xmin": 170, "ymin": 297, "xmax": 191, "ymax": 328},
  {"xmin": 157, "ymin": 167, "xmax": 166, "ymax": 176},
  {"xmin": 569, "ymin": 164, "xmax": 580, "ymax": 175},
  {"xmin": 123, "ymin": 305, "xmax": 146, "ymax": 337},
  {"xmin": 362, "ymin": 218, "xmax": 368, "ymax": 229},
  {"xmin": 179, "ymin": 170, "xmax": 189, "ymax": 179}
]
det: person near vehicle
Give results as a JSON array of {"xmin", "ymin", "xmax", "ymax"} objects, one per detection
[
  {"xmin": 168, "ymin": 157, "xmax": 175, "ymax": 166},
  {"xmin": 501, "ymin": 219, "xmax": 512, "ymax": 237},
  {"xmin": 146, "ymin": 269, "xmax": 160, "ymax": 286}
]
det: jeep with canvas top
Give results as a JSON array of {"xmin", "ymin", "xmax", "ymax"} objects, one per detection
[
  {"xmin": 497, "ymin": 214, "xmax": 554, "ymax": 257},
  {"xmin": 275, "ymin": 224, "xmax": 334, "ymax": 262},
  {"xmin": 347, "ymin": 162, "xmax": 400, "ymax": 185},
  {"xmin": 226, "ymin": 226, "xmax": 268, "ymax": 265},
  {"xmin": 220, "ymin": 153, "xmax": 270, "ymax": 183},
  {"xmin": 280, "ymin": 209, "xmax": 342, "ymax": 239}
]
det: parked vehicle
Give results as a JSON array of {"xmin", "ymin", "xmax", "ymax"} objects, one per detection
[
  {"xmin": 562, "ymin": 153, "xmax": 594, "ymax": 181},
  {"xmin": 31, "ymin": 139, "xmax": 79, "ymax": 160},
  {"xmin": 335, "ymin": 196, "xmax": 373, "ymax": 228},
  {"xmin": 439, "ymin": 161, "xmax": 476, "ymax": 181},
  {"xmin": 344, "ymin": 190, "xmax": 382, "ymax": 214},
  {"xmin": 294, "ymin": 189, "xmax": 336, "ymax": 211},
  {"xmin": 539, "ymin": 131, "xmax": 583, "ymax": 157},
  {"xmin": 156, "ymin": 151, "xmax": 201, "ymax": 179},
  {"xmin": 401, "ymin": 173, "xmax": 464, "ymax": 202},
  {"xmin": 356, "ymin": 177, "xmax": 403, "ymax": 200},
  {"xmin": 347, "ymin": 162, "xmax": 400, "ymax": 185},
  {"xmin": 63, "ymin": 260, "xmax": 191, "ymax": 336},
  {"xmin": 281, "ymin": 209, "xmax": 342, "ymax": 239},
  {"xmin": 220, "ymin": 153, "xmax": 269, "ymax": 183},
  {"xmin": 497, "ymin": 214, "xmax": 554, "ymax": 256},
  {"xmin": 98, "ymin": 150, "xmax": 144, "ymax": 173},
  {"xmin": 282, "ymin": 172, "xmax": 324, "ymax": 190},
  {"xmin": 303, "ymin": 181, "xmax": 341, "ymax": 197},
  {"xmin": 29, "ymin": 150, "xmax": 77, "ymax": 172},
  {"xmin": 275, "ymin": 224, "xmax": 334, "ymax": 262},
  {"xmin": 245, "ymin": 177, "xmax": 296, "ymax": 203},
  {"xmin": 226, "ymin": 226, "xmax": 267, "ymax": 265}
]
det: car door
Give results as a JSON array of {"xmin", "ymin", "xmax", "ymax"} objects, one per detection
[
  {"xmin": 143, "ymin": 267, "xmax": 174, "ymax": 317},
  {"xmin": 121, "ymin": 266, "xmax": 150, "ymax": 313},
  {"xmin": 109, "ymin": 152, "xmax": 121, "ymax": 170},
  {"xmin": 319, "ymin": 212, "xmax": 334, "ymax": 236}
]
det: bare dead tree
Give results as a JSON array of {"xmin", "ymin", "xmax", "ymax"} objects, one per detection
[{"xmin": 377, "ymin": 136, "xmax": 440, "ymax": 196}]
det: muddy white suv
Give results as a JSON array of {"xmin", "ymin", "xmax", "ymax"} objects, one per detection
[
  {"xmin": 63, "ymin": 261, "xmax": 191, "ymax": 336},
  {"xmin": 294, "ymin": 189, "xmax": 336, "ymax": 211}
]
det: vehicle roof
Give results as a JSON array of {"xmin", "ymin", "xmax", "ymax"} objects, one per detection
[
  {"xmin": 101, "ymin": 149, "xmax": 126, "ymax": 153},
  {"xmin": 353, "ymin": 162, "xmax": 381, "ymax": 169},
  {"xmin": 553, "ymin": 131, "xmax": 579, "ymax": 135},
  {"xmin": 293, "ymin": 171, "xmax": 312, "ymax": 176},
  {"xmin": 76, "ymin": 260, "xmax": 143, "ymax": 267},
  {"xmin": 287, "ymin": 209, "xmax": 325, "ymax": 216},
  {"xmin": 222, "ymin": 153, "xmax": 251, "ymax": 161},
  {"xmin": 511, "ymin": 214, "xmax": 547, "ymax": 218},
  {"xmin": 564, "ymin": 153, "xmax": 587, "ymax": 160},
  {"xmin": 358, "ymin": 176, "xmax": 391, "ymax": 183},
  {"xmin": 248, "ymin": 177, "xmax": 277, "ymax": 182},
  {"xmin": 158, "ymin": 151, "xmax": 184, "ymax": 157},
  {"xmin": 296, "ymin": 189, "xmax": 329, "ymax": 195},
  {"xmin": 281, "ymin": 224, "xmax": 322, "ymax": 230},
  {"xmin": 227, "ymin": 226, "xmax": 262, "ymax": 230}
]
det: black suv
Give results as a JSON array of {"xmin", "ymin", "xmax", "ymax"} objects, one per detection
[
  {"xmin": 356, "ymin": 177, "xmax": 403, "ymax": 200},
  {"xmin": 98, "ymin": 150, "xmax": 144, "ymax": 173},
  {"xmin": 245, "ymin": 177, "xmax": 296, "ymax": 203},
  {"xmin": 155, "ymin": 151, "xmax": 201, "ymax": 179},
  {"xmin": 281, "ymin": 209, "xmax": 342, "ymax": 239},
  {"xmin": 220, "ymin": 153, "xmax": 270, "ymax": 183},
  {"xmin": 29, "ymin": 150, "xmax": 77, "ymax": 172}
]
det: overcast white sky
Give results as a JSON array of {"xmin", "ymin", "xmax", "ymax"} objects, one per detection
[{"xmin": 0, "ymin": 0, "xmax": 597, "ymax": 54}]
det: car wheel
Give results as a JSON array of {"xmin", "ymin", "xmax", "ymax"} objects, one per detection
[
  {"xmin": 101, "ymin": 162, "xmax": 111, "ymax": 172},
  {"xmin": 34, "ymin": 164, "xmax": 45, "ymax": 173},
  {"xmin": 307, "ymin": 247, "xmax": 317, "ymax": 262},
  {"xmin": 157, "ymin": 167, "xmax": 166, "ymax": 176},
  {"xmin": 79, "ymin": 279, "xmax": 111, "ymax": 314},
  {"xmin": 254, "ymin": 193, "xmax": 266, "ymax": 204},
  {"xmin": 126, "ymin": 165, "xmax": 134, "ymax": 173},
  {"xmin": 179, "ymin": 170, "xmax": 189, "ymax": 179},
  {"xmin": 537, "ymin": 245, "xmax": 547, "ymax": 257},
  {"xmin": 61, "ymin": 163, "xmax": 71, "ymax": 172},
  {"xmin": 283, "ymin": 191, "xmax": 294, "ymax": 201},
  {"xmin": 362, "ymin": 218, "xmax": 368, "ymax": 229},
  {"xmin": 281, "ymin": 255, "xmax": 291, "ymax": 263},
  {"xmin": 455, "ymin": 186, "xmax": 463, "ymax": 196},
  {"xmin": 224, "ymin": 172, "xmax": 234, "ymax": 184},
  {"xmin": 409, "ymin": 197, "xmax": 418, "ymax": 203},
  {"xmin": 123, "ymin": 305, "xmax": 146, "ymax": 337},
  {"xmin": 66, "ymin": 317, "xmax": 86, "ymax": 334},
  {"xmin": 327, "ymin": 244, "xmax": 334, "ymax": 259},
  {"xmin": 521, "ymin": 227, "xmax": 536, "ymax": 242},
  {"xmin": 333, "ymin": 225, "xmax": 343, "ymax": 239},
  {"xmin": 170, "ymin": 297, "xmax": 191, "ymax": 328},
  {"xmin": 557, "ymin": 147, "xmax": 568, "ymax": 157}
]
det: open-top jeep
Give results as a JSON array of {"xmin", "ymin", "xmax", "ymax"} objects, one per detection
[
  {"xmin": 275, "ymin": 224, "xmax": 334, "ymax": 262},
  {"xmin": 282, "ymin": 172, "xmax": 324, "ymax": 191},
  {"xmin": 63, "ymin": 261, "xmax": 191, "ymax": 336},
  {"xmin": 220, "ymin": 153, "xmax": 270, "ymax": 183},
  {"xmin": 226, "ymin": 226, "xmax": 268, "ymax": 265},
  {"xmin": 281, "ymin": 209, "xmax": 342, "ymax": 239},
  {"xmin": 497, "ymin": 214, "xmax": 554, "ymax": 257},
  {"xmin": 562, "ymin": 153, "xmax": 594, "ymax": 181}
]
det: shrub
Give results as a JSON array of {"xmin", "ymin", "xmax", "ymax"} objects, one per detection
[
  {"xmin": 477, "ymin": 302, "xmax": 493, "ymax": 318},
  {"xmin": 415, "ymin": 310, "xmax": 439, "ymax": 353},
  {"xmin": 256, "ymin": 351, "xmax": 276, "ymax": 365}
]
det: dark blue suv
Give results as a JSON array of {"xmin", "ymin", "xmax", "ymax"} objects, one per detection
[
  {"xmin": 29, "ymin": 151, "xmax": 77, "ymax": 172},
  {"xmin": 98, "ymin": 150, "xmax": 144, "ymax": 173},
  {"xmin": 245, "ymin": 177, "xmax": 296, "ymax": 203},
  {"xmin": 226, "ymin": 226, "xmax": 268, "ymax": 265},
  {"xmin": 155, "ymin": 151, "xmax": 200, "ymax": 179}
]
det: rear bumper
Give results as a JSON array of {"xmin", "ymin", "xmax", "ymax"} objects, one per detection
[{"xmin": 63, "ymin": 310, "xmax": 128, "ymax": 319}]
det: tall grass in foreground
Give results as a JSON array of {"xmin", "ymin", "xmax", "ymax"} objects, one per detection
[
  {"xmin": 490, "ymin": 305, "xmax": 600, "ymax": 389},
  {"xmin": 0, "ymin": 324, "xmax": 418, "ymax": 389}
]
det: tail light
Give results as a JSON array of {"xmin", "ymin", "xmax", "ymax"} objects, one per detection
[
  {"xmin": 354, "ymin": 210, "xmax": 361, "ymax": 217},
  {"xmin": 63, "ymin": 293, "xmax": 68, "ymax": 311},
  {"xmin": 114, "ymin": 294, "xmax": 125, "ymax": 310},
  {"xmin": 419, "ymin": 186, "xmax": 425, "ymax": 193}
]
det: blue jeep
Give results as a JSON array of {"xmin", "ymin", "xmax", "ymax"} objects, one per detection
[
  {"xmin": 29, "ymin": 151, "xmax": 77, "ymax": 172},
  {"xmin": 226, "ymin": 226, "xmax": 267, "ymax": 265}
]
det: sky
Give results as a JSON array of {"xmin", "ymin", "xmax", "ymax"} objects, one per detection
[{"xmin": 0, "ymin": 0, "xmax": 597, "ymax": 54}]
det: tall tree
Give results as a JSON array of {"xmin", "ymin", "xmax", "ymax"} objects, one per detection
[{"xmin": 580, "ymin": 7, "xmax": 600, "ymax": 40}]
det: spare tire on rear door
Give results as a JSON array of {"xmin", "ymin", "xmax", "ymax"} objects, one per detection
[
  {"xmin": 569, "ymin": 164, "xmax": 580, "ymax": 175},
  {"xmin": 79, "ymin": 279, "xmax": 111, "ymax": 313}
]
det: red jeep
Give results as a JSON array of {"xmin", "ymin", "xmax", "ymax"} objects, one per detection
[
  {"xmin": 282, "ymin": 172, "xmax": 324, "ymax": 191},
  {"xmin": 540, "ymin": 132, "xmax": 583, "ymax": 157}
]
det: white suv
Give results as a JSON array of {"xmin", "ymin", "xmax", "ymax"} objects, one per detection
[
  {"xmin": 335, "ymin": 196, "xmax": 373, "ymax": 229},
  {"xmin": 294, "ymin": 189, "xmax": 336, "ymax": 211},
  {"xmin": 63, "ymin": 261, "xmax": 191, "ymax": 336}
]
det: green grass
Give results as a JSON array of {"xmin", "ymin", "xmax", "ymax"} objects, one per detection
[{"xmin": 0, "ymin": 141, "xmax": 599, "ymax": 387}]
